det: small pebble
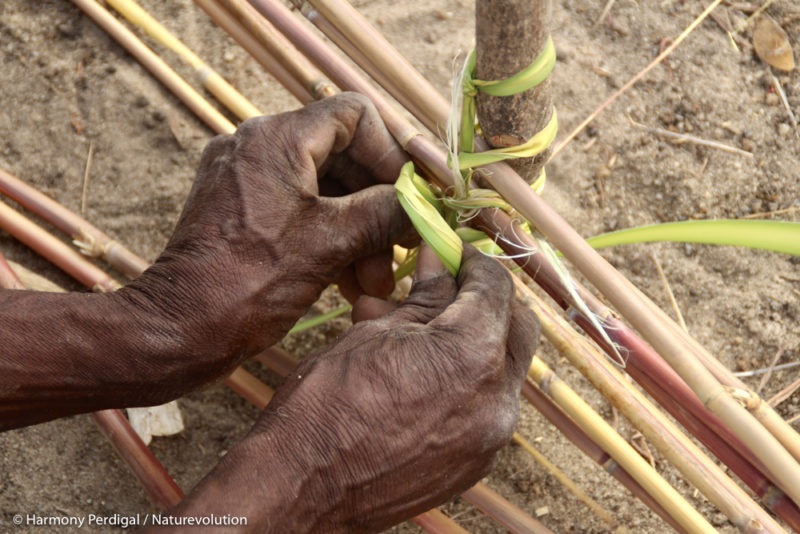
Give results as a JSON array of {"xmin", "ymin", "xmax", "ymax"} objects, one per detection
[
  {"xmin": 741, "ymin": 138, "xmax": 755, "ymax": 152},
  {"xmin": 777, "ymin": 123, "xmax": 791, "ymax": 136},
  {"xmin": 535, "ymin": 506, "xmax": 550, "ymax": 517},
  {"xmin": 223, "ymin": 50, "xmax": 235, "ymax": 62},
  {"xmin": 134, "ymin": 95, "xmax": 149, "ymax": 108}
]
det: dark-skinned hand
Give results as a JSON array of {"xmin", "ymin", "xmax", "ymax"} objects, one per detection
[
  {"xmin": 0, "ymin": 93, "xmax": 412, "ymax": 426},
  {"xmin": 166, "ymin": 245, "xmax": 540, "ymax": 533}
]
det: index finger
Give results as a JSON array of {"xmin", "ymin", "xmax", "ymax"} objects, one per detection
[{"xmin": 291, "ymin": 93, "xmax": 408, "ymax": 185}]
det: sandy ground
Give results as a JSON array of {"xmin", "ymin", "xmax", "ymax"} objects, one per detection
[{"xmin": 1, "ymin": 0, "xmax": 799, "ymax": 532}]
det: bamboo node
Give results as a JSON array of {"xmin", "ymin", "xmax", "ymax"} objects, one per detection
[{"xmin": 398, "ymin": 129, "xmax": 423, "ymax": 150}]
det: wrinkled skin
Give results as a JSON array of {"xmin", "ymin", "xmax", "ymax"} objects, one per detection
[{"xmin": 0, "ymin": 93, "xmax": 539, "ymax": 532}]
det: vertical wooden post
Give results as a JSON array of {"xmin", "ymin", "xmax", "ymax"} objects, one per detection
[{"xmin": 475, "ymin": 0, "xmax": 552, "ymax": 184}]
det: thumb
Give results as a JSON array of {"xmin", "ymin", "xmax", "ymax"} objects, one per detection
[{"xmin": 380, "ymin": 244, "xmax": 458, "ymax": 325}]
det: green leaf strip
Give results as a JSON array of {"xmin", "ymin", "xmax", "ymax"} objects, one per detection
[{"xmin": 585, "ymin": 220, "xmax": 800, "ymax": 256}]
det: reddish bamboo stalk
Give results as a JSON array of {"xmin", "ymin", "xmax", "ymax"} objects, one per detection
[
  {"xmin": 0, "ymin": 200, "xmax": 120, "ymax": 292},
  {"xmin": 0, "ymin": 168, "xmax": 149, "ymax": 279},
  {"xmin": 208, "ymin": 0, "xmax": 335, "ymax": 100},
  {"xmin": 412, "ymin": 509, "xmax": 469, "ymax": 534},
  {"xmin": 462, "ymin": 483, "xmax": 555, "ymax": 534},
  {"xmin": 0, "ymin": 255, "xmax": 183, "ymax": 511},
  {"xmin": 90, "ymin": 409, "xmax": 185, "ymax": 509}
]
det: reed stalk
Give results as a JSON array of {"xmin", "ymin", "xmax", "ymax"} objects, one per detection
[
  {"xmin": 412, "ymin": 510, "xmax": 469, "ymax": 534},
  {"xmin": 257, "ymin": 0, "xmax": 800, "ymax": 505},
  {"xmin": 69, "ymin": 0, "xmax": 235, "ymax": 134},
  {"xmin": 461, "ymin": 482, "xmax": 556, "ymax": 534},
  {"xmin": 0, "ymin": 167, "xmax": 149, "ymax": 279},
  {"xmin": 527, "ymin": 356, "xmax": 716, "ymax": 533},
  {"xmin": 104, "ymin": 0, "xmax": 261, "ymax": 120},
  {"xmin": 0, "ymin": 255, "xmax": 184, "ymax": 511},
  {"xmin": 520, "ymin": 379, "xmax": 687, "ymax": 533},
  {"xmin": 513, "ymin": 276, "xmax": 788, "ymax": 532}
]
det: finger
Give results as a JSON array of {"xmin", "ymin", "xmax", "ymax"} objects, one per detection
[
  {"xmin": 321, "ymin": 184, "xmax": 413, "ymax": 264},
  {"xmin": 335, "ymin": 266, "xmax": 364, "ymax": 305},
  {"xmin": 352, "ymin": 295, "xmax": 399, "ymax": 323},
  {"xmin": 505, "ymin": 301, "xmax": 540, "ymax": 385},
  {"xmin": 379, "ymin": 244, "xmax": 457, "ymax": 324},
  {"xmin": 288, "ymin": 93, "xmax": 407, "ymax": 184},
  {"xmin": 355, "ymin": 249, "xmax": 395, "ymax": 299},
  {"xmin": 428, "ymin": 245, "xmax": 514, "ymax": 341}
]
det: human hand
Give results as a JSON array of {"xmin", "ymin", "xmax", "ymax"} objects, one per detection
[
  {"xmin": 122, "ymin": 93, "xmax": 413, "ymax": 391},
  {"xmin": 186, "ymin": 245, "xmax": 538, "ymax": 533}
]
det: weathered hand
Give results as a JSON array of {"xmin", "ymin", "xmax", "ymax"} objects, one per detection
[
  {"xmin": 171, "ymin": 245, "xmax": 540, "ymax": 533},
  {"xmin": 123, "ymin": 93, "xmax": 413, "ymax": 389}
]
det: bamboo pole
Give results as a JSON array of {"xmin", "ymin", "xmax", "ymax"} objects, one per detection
[
  {"xmin": 248, "ymin": 0, "xmax": 800, "ymax": 505},
  {"xmin": 475, "ymin": 0, "xmax": 552, "ymax": 183},
  {"xmin": 69, "ymin": 0, "xmax": 235, "ymax": 134},
  {"xmin": 513, "ymin": 277, "xmax": 787, "ymax": 532},
  {"xmin": 104, "ymin": 0, "xmax": 261, "ymax": 120},
  {"xmin": 527, "ymin": 357, "xmax": 716, "ymax": 533},
  {"xmin": 0, "ymin": 255, "xmax": 184, "ymax": 511},
  {"xmin": 412, "ymin": 510, "xmax": 469, "ymax": 534}
]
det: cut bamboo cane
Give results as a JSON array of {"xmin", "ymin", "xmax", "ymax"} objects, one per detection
[
  {"xmin": 520, "ymin": 379, "xmax": 687, "ymax": 534},
  {"xmin": 104, "ymin": 0, "xmax": 261, "ymax": 120},
  {"xmin": 527, "ymin": 356, "xmax": 716, "ymax": 533},
  {"xmin": 0, "ymin": 255, "xmax": 184, "ymax": 511},
  {"xmin": 69, "ymin": 0, "xmax": 235, "ymax": 134},
  {"xmin": 513, "ymin": 276, "xmax": 787, "ymax": 532},
  {"xmin": 0, "ymin": 199, "xmax": 121, "ymax": 292},
  {"xmin": 512, "ymin": 432, "xmax": 626, "ymax": 532},
  {"xmin": 475, "ymin": 0, "xmax": 553, "ymax": 183},
  {"xmin": 263, "ymin": 0, "xmax": 800, "ymax": 505},
  {"xmin": 461, "ymin": 482, "xmax": 556, "ymax": 534}
]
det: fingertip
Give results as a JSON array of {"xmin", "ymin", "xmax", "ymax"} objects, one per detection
[
  {"xmin": 414, "ymin": 243, "xmax": 449, "ymax": 282},
  {"xmin": 355, "ymin": 250, "xmax": 395, "ymax": 299}
]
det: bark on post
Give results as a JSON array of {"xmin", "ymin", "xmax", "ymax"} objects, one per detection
[{"xmin": 475, "ymin": 0, "xmax": 552, "ymax": 184}]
